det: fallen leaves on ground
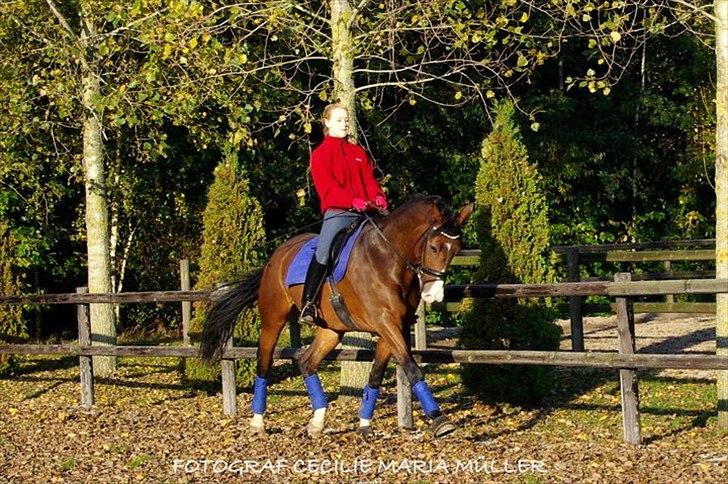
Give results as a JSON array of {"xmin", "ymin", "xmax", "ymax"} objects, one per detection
[{"xmin": 0, "ymin": 354, "xmax": 726, "ymax": 483}]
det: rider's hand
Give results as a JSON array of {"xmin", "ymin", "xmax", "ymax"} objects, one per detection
[
  {"xmin": 352, "ymin": 197, "xmax": 368, "ymax": 212},
  {"xmin": 374, "ymin": 195, "xmax": 388, "ymax": 211}
]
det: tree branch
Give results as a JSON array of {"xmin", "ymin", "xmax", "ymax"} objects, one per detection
[
  {"xmin": 668, "ymin": 0, "xmax": 716, "ymax": 23},
  {"xmin": 45, "ymin": 0, "xmax": 76, "ymax": 38}
]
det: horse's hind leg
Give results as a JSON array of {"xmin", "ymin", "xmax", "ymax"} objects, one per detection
[
  {"xmin": 358, "ymin": 340, "xmax": 391, "ymax": 438},
  {"xmin": 250, "ymin": 294, "xmax": 292, "ymax": 433},
  {"xmin": 295, "ymin": 327, "xmax": 342, "ymax": 437}
]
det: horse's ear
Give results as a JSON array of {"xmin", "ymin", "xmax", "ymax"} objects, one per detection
[{"xmin": 454, "ymin": 202, "xmax": 474, "ymax": 226}]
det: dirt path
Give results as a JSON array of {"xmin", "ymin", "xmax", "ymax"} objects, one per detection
[
  {"xmin": 428, "ymin": 312, "xmax": 718, "ymax": 379},
  {"xmin": 556, "ymin": 312, "xmax": 717, "ymax": 379}
]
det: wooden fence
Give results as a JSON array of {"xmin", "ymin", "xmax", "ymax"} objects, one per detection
[
  {"xmin": 1, "ymin": 273, "xmax": 727, "ymax": 444},
  {"xmin": 444, "ymin": 239, "xmax": 718, "ymax": 352}
]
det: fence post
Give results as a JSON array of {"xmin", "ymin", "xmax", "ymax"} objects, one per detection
[
  {"xmin": 414, "ymin": 300, "xmax": 427, "ymax": 351},
  {"xmin": 180, "ymin": 259, "xmax": 191, "ymax": 346},
  {"xmin": 396, "ymin": 365, "xmax": 414, "ymax": 429},
  {"xmin": 77, "ymin": 287, "xmax": 94, "ymax": 408},
  {"xmin": 567, "ymin": 248, "xmax": 585, "ymax": 351},
  {"xmin": 221, "ymin": 333, "xmax": 237, "ymax": 416},
  {"xmin": 396, "ymin": 309, "xmax": 417, "ymax": 430},
  {"xmin": 614, "ymin": 272, "xmax": 641, "ymax": 444},
  {"xmin": 663, "ymin": 260, "xmax": 674, "ymax": 304}
]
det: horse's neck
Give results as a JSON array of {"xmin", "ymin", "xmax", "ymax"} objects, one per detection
[{"xmin": 379, "ymin": 207, "xmax": 430, "ymax": 258}]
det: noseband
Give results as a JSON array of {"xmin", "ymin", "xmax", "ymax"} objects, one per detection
[{"xmin": 363, "ymin": 213, "xmax": 458, "ymax": 282}]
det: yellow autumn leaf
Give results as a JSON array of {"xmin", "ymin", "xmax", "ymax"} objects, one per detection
[
  {"xmin": 486, "ymin": 90, "xmax": 495, "ymax": 98},
  {"xmin": 189, "ymin": 37, "xmax": 198, "ymax": 49},
  {"xmin": 304, "ymin": 122, "xmax": 312, "ymax": 134},
  {"xmin": 454, "ymin": 91, "xmax": 463, "ymax": 100},
  {"xmin": 610, "ymin": 31, "xmax": 622, "ymax": 43},
  {"xmin": 409, "ymin": 97, "xmax": 417, "ymax": 105},
  {"xmin": 520, "ymin": 12, "xmax": 529, "ymax": 23}
]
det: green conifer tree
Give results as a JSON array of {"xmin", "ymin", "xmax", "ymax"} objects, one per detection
[
  {"xmin": 0, "ymin": 222, "xmax": 26, "ymax": 375},
  {"xmin": 460, "ymin": 101, "xmax": 561, "ymax": 405},
  {"xmin": 185, "ymin": 145, "xmax": 266, "ymax": 387}
]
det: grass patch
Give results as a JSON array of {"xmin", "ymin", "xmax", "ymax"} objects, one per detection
[{"xmin": 127, "ymin": 453, "xmax": 152, "ymax": 469}]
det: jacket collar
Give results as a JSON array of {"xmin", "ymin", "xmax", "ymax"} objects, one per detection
[{"xmin": 323, "ymin": 134, "xmax": 348, "ymax": 145}]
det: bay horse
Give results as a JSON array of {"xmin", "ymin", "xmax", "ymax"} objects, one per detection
[{"xmin": 200, "ymin": 196, "xmax": 473, "ymax": 438}]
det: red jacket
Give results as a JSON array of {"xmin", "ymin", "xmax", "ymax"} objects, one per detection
[{"xmin": 310, "ymin": 135, "xmax": 386, "ymax": 213}]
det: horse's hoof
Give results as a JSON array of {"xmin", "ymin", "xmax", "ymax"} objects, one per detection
[
  {"xmin": 306, "ymin": 421, "xmax": 324, "ymax": 438},
  {"xmin": 250, "ymin": 416, "xmax": 265, "ymax": 434},
  {"xmin": 358, "ymin": 425, "xmax": 373, "ymax": 439},
  {"xmin": 431, "ymin": 415, "xmax": 456, "ymax": 438}
]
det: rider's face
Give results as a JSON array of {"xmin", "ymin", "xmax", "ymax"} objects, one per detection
[{"xmin": 325, "ymin": 108, "xmax": 349, "ymax": 138}]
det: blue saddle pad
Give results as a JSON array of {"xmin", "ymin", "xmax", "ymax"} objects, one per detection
[{"xmin": 285, "ymin": 222, "xmax": 366, "ymax": 287}]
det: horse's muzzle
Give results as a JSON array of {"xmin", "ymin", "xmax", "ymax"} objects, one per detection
[{"xmin": 421, "ymin": 280, "xmax": 445, "ymax": 304}]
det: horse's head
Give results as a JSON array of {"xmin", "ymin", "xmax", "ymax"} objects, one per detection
[{"xmin": 417, "ymin": 199, "xmax": 474, "ymax": 303}]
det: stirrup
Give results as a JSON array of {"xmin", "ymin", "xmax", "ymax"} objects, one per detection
[{"xmin": 298, "ymin": 302, "xmax": 318, "ymax": 325}]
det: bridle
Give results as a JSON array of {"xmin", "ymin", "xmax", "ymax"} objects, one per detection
[{"xmin": 362, "ymin": 212, "xmax": 459, "ymax": 283}]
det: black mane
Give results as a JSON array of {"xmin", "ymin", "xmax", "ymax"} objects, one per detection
[{"xmin": 391, "ymin": 194, "xmax": 447, "ymax": 215}]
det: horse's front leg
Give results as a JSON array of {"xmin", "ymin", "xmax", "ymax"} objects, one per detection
[
  {"xmin": 295, "ymin": 327, "xmax": 342, "ymax": 438},
  {"xmin": 382, "ymin": 327, "xmax": 455, "ymax": 438}
]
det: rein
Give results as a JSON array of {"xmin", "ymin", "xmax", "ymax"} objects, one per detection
[{"xmin": 362, "ymin": 212, "xmax": 449, "ymax": 281}]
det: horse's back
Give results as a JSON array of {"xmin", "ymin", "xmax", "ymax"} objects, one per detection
[{"xmin": 265, "ymin": 233, "xmax": 315, "ymax": 282}]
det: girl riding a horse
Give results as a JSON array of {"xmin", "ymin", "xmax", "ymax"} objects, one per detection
[
  {"xmin": 299, "ymin": 103, "xmax": 388, "ymax": 325},
  {"xmin": 200, "ymin": 105, "xmax": 473, "ymax": 439}
]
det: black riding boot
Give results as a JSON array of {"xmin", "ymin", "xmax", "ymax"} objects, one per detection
[{"xmin": 299, "ymin": 258, "xmax": 327, "ymax": 325}]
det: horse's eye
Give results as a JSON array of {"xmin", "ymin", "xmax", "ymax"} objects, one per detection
[{"xmin": 429, "ymin": 244, "xmax": 437, "ymax": 253}]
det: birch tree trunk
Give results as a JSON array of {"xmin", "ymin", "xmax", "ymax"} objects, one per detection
[
  {"xmin": 80, "ymin": 5, "xmax": 116, "ymax": 377},
  {"xmin": 714, "ymin": 0, "xmax": 728, "ymax": 431},
  {"xmin": 331, "ymin": 0, "xmax": 358, "ymax": 138},
  {"xmin": 331, "ymin": 0, "xmax": 375, "ymax": 398}
]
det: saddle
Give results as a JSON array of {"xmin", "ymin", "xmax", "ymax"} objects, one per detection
[
  {"xmin": 284, "ymin": 216, "xmax": 367, "ymax": 287},
  {"xmin": 327, "ymin": 217, "xmax": 366, "ymax": 273}
]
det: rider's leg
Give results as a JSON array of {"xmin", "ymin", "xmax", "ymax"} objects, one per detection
[{"xmin": 299, "ymin": 209, "xmax": 361, "ymax": 324}]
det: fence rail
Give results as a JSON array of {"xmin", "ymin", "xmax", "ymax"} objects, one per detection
[
  {"xmin": 3, "ymin": 278, "xmax": 727, "ymax": 306},
  {"xmin": 1, "ymin": 344, "xmax": 725, "ymax": 370},
  {"xmin": 447, "ymin": 243, "xmax": 721, "ymax": 350}
]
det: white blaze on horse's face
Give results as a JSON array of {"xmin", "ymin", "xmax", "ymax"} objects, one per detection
[
  {"xmin": 421, "ymin": 280, "xmax": 445, "ymax": 303},
  {"xmin": 420, "ymin": 234, "xmax": 458, "ymax": 303}
]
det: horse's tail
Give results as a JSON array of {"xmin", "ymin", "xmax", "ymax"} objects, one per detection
[{"xmin": 199, "ymin": 267, "xmax": 264, "ymax": 363}]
